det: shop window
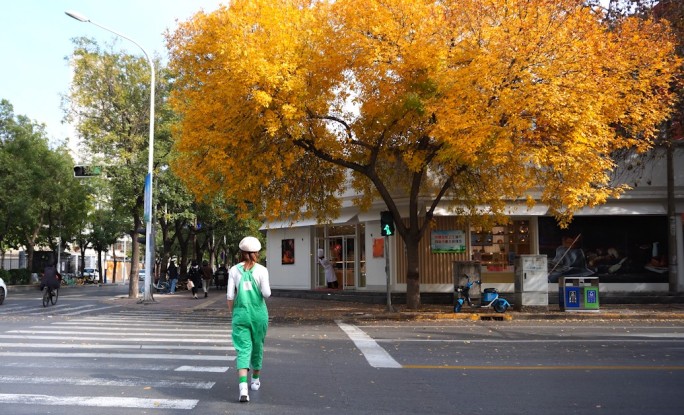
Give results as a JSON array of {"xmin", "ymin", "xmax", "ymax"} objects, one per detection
[{"xmin": 471, "ymin": 220, "xmax": 530, "ymax": 266}]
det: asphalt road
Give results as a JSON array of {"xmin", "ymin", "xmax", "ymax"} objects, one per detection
[{"xmin": 0, "ymin": 287, "xmax": 683, "ymax": 414}]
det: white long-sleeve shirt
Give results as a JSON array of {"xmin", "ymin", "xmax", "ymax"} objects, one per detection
[{"xmin": 226, "ymin": 262, "xmax": 271, "ymax": 301}]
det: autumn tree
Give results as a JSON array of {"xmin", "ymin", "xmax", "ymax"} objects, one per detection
[{"xmin": 167, "ymin": 0, "xmax": 680, "ymax": 309}]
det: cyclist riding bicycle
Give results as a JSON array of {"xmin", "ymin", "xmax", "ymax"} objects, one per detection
[{"xmin": 41, "ymin": 263, "xmax": 62, "ymax": 293}]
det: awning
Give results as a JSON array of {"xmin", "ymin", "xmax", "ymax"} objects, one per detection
[
  {"xmin": 572, "ymin": 203, "xmax": 667, "ymax": 215},
  {"xmin": 260, "ymin": 210, "xmax": 359, "ymax": 229},
  {"xmin": 432, "ymin": 204, "xmax": 548, "ymax": 216}
]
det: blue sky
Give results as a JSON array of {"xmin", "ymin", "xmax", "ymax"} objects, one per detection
[{"xmin": 0, "ymin": 0, "xmax": 224, "ymax": 159}]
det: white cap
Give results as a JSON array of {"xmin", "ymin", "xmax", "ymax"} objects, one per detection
[
  {"xmin": 239, "ymin": 236, "xmax": 262, "ymax": 252},
  {"xmin": 317, "ymin": 249, "xmax": 324, "ymax": 257}
]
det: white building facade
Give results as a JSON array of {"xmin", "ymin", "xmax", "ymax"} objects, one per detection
[{"xmin": 262, "ymin": 149, "xmax": 684, "ymax": 296}]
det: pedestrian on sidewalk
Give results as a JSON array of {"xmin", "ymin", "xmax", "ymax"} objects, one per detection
[
  {"xmin": 215, "ymin": 263, "xmax": 228, "ymax": 290},
  {"xmin": 201, "ymin": 260, "xmax": 213, "ymax": 298},
  {"xmin": 227, "ymin": 236, "xmax": 271, "ymax": 403},
  {"xmin": 188, "ymin": 260, "xmax": 202, "ymax": 299},
  {"xmin": 167, "ymin": 260, "xmax": 179, "ymax": 294}
]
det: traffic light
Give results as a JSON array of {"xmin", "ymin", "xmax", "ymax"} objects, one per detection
[
  {"xmin": 73, "ymin": 165, "xmax": 102, "ymax": 177},
  {"xmin": 380, "ymin": 211, "xmax": 395, "ymax": 236},
  {"xmin": 136, "ymin": 228, "xmax": 146, "ymax": 244}
]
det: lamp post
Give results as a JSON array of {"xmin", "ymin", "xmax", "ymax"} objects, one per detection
[{"xmin": 66, "ymin": 10, "xmax": 155, "ymax": 302}]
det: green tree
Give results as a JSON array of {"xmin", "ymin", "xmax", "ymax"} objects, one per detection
[
  {"xmin": 0, "ymin": 99, "xmax": 87, "ymax": 272},
  {"xmin": 64, "ymin": 37, "xmax": 171, "ymax": 297}
]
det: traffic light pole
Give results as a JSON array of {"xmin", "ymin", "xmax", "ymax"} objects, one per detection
[
  {"xmin": 66, "ymin": 10, "xmax": 155, "ymax": 302},
  {"xmin": 384, "ymin": 235, "xmax": 393, "ymax": 312}
]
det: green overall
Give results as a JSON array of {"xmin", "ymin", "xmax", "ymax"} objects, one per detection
[{"xmin": 232, "ymin": 264, "xmax": 269, "ymax": 371}]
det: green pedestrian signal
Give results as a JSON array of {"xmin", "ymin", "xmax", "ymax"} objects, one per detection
[
  {"xmin": 380, "ymin": 211, "xmax": 395, "ymax": 236},
  {"xmin": 73, "ymin": 165, "xmax": 103, "ymax": 177}
]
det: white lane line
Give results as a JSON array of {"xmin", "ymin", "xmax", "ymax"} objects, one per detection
[
  {"xmin": 175, "ymin": 366, "xmax": 229, "ymax": 372},
  {"xmin": 10, "ymin": 305, "xmax": 99, "ymax": 315},
  {"xmin": 0, "ymin": 342, "xmax": 232, "ymax": 351},
  {"xmin": 61, "ymin": 305, "xmax": 120, "ymax": 316},
  {"xmin": 0, "ymin": 361, "xmax": 183, "ymax": 371},
  {"xmin": 0, "ymin": 352, "xmax": 233, "ymax": 361},
  {"xmin": 45, "ymin": 323, "xmax": 229, "ymax": 332},
  {"xmin": 336, "ymin": 321, "xmax": 401, "ymax": 369},
  {"xmin": 0, "ymin": 375, "xmax": 215, "ymax": 389},
  {"xmin": 0, "ymin": 394, "xmax": 198, "ymax": 410},
  {"xmin": 10, "ymin": 330, "xmax": 229, "ymax": 338},
  {"xmin": 0, "ymin": 335, "xmax": 231, "ymax": 345}
]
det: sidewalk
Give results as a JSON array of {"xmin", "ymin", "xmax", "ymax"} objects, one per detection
[{"xmin": 107, "ymin": 289, "xmax": 684, "ymax": 322}]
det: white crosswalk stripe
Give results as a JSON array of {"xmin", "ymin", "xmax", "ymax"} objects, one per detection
[
  {"xmin": 0, "ymin": 309, "xmax": 233, "ymax": 411},
  {"xmin": 0, "ymin": 303, "xmax": 119, "ymax": 316}
]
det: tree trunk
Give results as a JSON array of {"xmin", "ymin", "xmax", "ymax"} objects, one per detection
[
  {"xmin": 26, "ymin": 245, "xmax": 35, "ymax": 273},
  {"xmin": 97, "ymin": 249, "xmax": 103, "ymax": 284},
  {"xmin": 112, "ymin": 253, "xmax": 118, "ymax": 284},
  {"xmin": 404, "ymin": 234, "xmax": 421, "ymax": 309},
  {"xmin": 175, "ymin": 219, "xmax": 191, "ymax": 277},
  {"xmin": 129, "ymin": 214, "xmax": 142, "ymax": 298}
]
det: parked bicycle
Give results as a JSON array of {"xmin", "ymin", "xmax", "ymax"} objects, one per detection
[{"xmin": 138, "ymin": 278, "xmax": 170, "ymax": 294}]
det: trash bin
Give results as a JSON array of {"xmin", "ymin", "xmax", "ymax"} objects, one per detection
[
  {"xmin": 559, "ymin": 276, "xmax": 599, "ymax": 312},
  {"xmin": 453, "ymin": 261, "xmax": 481, "ymax": 307}
]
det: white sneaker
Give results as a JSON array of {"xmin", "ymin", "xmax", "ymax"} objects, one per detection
[
  {"xmin": 250, "ymin": 378, "xmax": 260, "ymax": 391},
  {"xmin": 239, "ymin": 382, "xmax": 249, "ymax": 403}
]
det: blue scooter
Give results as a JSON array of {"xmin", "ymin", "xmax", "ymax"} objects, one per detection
[{"xmin": 454, "ymin": 274, "xmax": 510, "ymax": 313}]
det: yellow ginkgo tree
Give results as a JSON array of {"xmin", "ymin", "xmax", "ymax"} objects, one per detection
[{"xmin": 167, "ymin": 0, "xmax": 680, "ymax": 309}]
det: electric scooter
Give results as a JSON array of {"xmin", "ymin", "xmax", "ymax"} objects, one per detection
[{"xmin": 454, "ymin": 274, "xmax": 511, "ymax": 313}]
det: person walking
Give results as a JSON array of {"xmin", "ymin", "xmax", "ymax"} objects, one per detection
[
  {"xmin": 227, "ymin": 236, "xmax": 271, "ymax": 403},
  {"xmin": 201, "ymin": 260, "xmax": 213, "ymax": 298},
  {"xmin": 167, "ymin": 260, "xmax": 179, "ymax": 294},
  {"xmin": 188, "ymin": 260, "xmax": 202, "ymax": 299},
  {"xmin": 215, "ymin": 263, "xmax": 228, "ymax": 290}
]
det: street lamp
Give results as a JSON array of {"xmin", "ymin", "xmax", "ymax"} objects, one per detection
[{"xmin": 66, "ymin": 10, "xmax": 155, "ymax": 302}]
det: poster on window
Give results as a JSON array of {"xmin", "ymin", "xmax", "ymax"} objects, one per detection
[
  {"xmin": 281, "ymin": 239, "xmax": 295, "ymax": 264},
  {"xmin": 431, "ymin": 230, "xmax": 466, "ymax": 253}
]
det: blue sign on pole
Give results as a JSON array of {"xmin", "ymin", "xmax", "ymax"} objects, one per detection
[{"xmin": 144, "ymin": 173, "xmax": 152, "ymax": 223}]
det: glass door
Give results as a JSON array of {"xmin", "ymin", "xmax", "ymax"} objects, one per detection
[{"xmin": 316, "ymin": 236, "xmax": 355, "ymax": 289}]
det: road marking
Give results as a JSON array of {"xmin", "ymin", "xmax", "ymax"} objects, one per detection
[
  {"xmin": 0, "ymin": 393, "xmax": 198, "ymax": 409},
  {"xmin": 45, "ymin": 322, "xmax": 229, "ymax": 332},
  {"xmin": 9, "ymin": 329, "xmax": 230, "ymax": 338},
  {"xmin": 175, "ymin": 365, "xmax": 229, "ymax": 372},
  {"xmin": 0, "ymin": 305, "xmax": 121, "ymax": 316},
  {"xmin": 60, "ymin": 305, "xmax": 120, "ymax": 315},
  {"xmin": 0, "ymin": 351, "xmax": 233, "ymax": 361},
  {"xmin": 336, "ymin": 321, "xmax": 401, "ymax": 368},
  {"xmin": 0, "ymin": 360, "xmax": 198, "ymax": 371},
  {"xmin": 0, "ymin": 375, "xmax": 215, "ymax": 389},
  {"xmin": 403, "ymin": 364, "xmax": 684, "ymax": 371},
  {"xmin": 0, "ymin": 342, "xmax": 232, "ymax": 351}
]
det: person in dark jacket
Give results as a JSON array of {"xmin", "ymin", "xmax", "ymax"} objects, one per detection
[
  {"xmin": 215, "ymin": 263, "xmax": 228, "ymax": 290},
  {"xmin": 188, "ymin": 260, "xmax": 202, "ymax": 299},
  {"xmin": 167, "ymin": 261, "xmax": 179, "ymax": 294}
]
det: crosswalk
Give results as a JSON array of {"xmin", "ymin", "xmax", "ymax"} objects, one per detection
[
  {"xmin": 0, "ymin": 308, "xmax": 233, "ymax": 411},
  {"xmin": 0, "ymin": 301, "xmax": 120, "ymax": 316}
]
